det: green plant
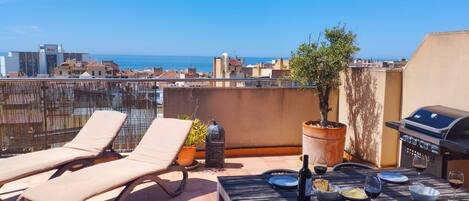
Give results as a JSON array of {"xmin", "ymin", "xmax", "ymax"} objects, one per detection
[
  {"xmin": 290, "ymin": 24, "xmax": 359, "ymax": 127},
  {"xmin": 178, "ymin": 115, "xmax": 208, "ymax": 146}
]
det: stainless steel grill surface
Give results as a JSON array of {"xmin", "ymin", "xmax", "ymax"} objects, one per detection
[{"xmin": 386, "ymin": 105, "xmax": 469, "ymax": 178}]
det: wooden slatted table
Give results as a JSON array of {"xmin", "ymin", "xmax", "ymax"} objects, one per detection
[{"xmin": 217, "ymin": 169, "xmax": 469, "ymax": 200}]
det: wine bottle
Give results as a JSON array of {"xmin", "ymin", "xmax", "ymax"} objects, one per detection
[{"xmin": 298, "ymin": 154, "xmax": 313, "ymax": 201}]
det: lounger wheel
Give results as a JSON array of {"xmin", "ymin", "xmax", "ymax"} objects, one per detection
[{"xmin": 115, "ymin": 165, "xmax": 188, "ymax": 201}]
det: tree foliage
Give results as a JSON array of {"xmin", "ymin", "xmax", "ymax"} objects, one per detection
[{"xmin": 290, "ymin": 24, "xmax": 359, "ymax": 127}]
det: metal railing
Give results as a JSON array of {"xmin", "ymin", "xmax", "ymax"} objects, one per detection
[{"xmin": 0, "ymin": 78, "xmax": 304, "ymax": 156}]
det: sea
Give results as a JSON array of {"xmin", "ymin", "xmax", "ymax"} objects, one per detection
[
  {"xmin": 92, "ymin": 54, "xmax": 277, "ymax": 73},
  {"xmin": 0, "ymin": 52, "xmax": 277, "ymax": 73}
]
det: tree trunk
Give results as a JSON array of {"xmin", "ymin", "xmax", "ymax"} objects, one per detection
[{"xmin": 319, "ymin": 87, "xmax": 331, "ymax": 127}]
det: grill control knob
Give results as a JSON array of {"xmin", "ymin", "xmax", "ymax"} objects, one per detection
[
  {"xmin": 419, "ymin": 141, "xmax": 430, "ymax": 150},
  {"xmin": 431, "ymin": 145, "xmax": 440, "ymax": 154},
  {"xmin": 411, "ymin": 137, "xmax": 418, "ymax": 146},
  {"xmin": 400, "ymin": 135, "xmax": 409, "ymax": 143}
]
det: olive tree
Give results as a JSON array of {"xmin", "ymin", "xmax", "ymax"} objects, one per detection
[{"xmin": 290, "ymin": 24, "xmax": 359, "ymax": 127}]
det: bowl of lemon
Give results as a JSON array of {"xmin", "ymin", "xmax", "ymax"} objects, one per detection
[
  {"xmin": 339, "ymin": 188, "xmax": 368, "ymax": 201},
  {"xmin": 313, "ymin": 179, "xmax": 341, "ymax": 201}
]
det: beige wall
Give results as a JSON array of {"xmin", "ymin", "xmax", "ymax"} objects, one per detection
[
  {"xmin": 164, "ymin": 87, "xmax": 338, "ymax": 149},
  {"xmin": 381, "ymin": 70, "xmax": 402, "ymax": 166},
  {"xmin": 339, "ymin": 68, "xmax": 402, "ymax": 167},
  {"xmin": 403, "ymin": 30, "xmax": 469, "ymax": 187},
  {"xmin": 402, "ymin": 31, "xmax": 469, "ymax": 117}
]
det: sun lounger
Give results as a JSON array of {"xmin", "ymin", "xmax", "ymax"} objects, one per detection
[
  {"xmin": 19, "ymin": 118, "xmax": 193, "ymax": 201},
  {"xmin": 0, "ymin": 111, "xmax": 127, "ymax": 190}
]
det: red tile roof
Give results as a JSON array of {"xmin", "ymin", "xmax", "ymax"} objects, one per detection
[
  {"xmin": 156, "ymin": 71, "xmax": 181, "ymax": 79},
  {"xmin": 229, "ymin": 59, "xmax": 242, "ymax": 67}
]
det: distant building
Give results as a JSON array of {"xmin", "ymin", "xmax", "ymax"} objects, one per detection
[
  {"xmin": 272, "ymin": 58, "xmax": 290, "ymax": 69},
  {"xmin": 156, "ymin": 71, "xmax": 183, "ymax": 79},
  {"xmin": 349, "ymin": 58, "xmax": 407, "ymax": 68},
  {"xmin": 213, "ymin": 53, "xmax": 249, "ymax": 79},
  {"xmin": 184, "ymin": 67, "xmax": 197, "ymax": 74},
  {"xmin": 145, "ymin": 67, "xmax": 163, "ymax": 77},
  {"xmin": 0, "ymin": 44, "xmax": 90, "ymax": 77},
  {"xmin": 53, "ymin": 59, "xmax": 120, "ymax": 78},
  {"xmin": 213, "ymin": 53, "xmax": 290, "ymax": 86},
  {"xmin": 250, "ymin": 58, "xmax": 290, "ymax": 78}
]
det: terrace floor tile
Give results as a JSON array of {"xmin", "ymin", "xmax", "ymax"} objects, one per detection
[{"xmin": 0, "ymin": 155, "xmax": 300, "ymax": 201}]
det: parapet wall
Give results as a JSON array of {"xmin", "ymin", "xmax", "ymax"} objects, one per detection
[{"xmin": 164, "ymin": 87, "xmax": 338, "ymax": 149}]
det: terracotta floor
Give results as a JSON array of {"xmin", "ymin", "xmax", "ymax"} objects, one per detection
[{"xmin": 0, "ymin": 155, "xmax": 301, "ymax": 201}]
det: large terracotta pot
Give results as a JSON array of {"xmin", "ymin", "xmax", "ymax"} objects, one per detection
[
  {"xmin": 177, "ymin": 146, "xmax": 196, "ymax": 166},
  {"xmin": 302, "ymin": 121, "xmax": 346, "ymax": 166}
]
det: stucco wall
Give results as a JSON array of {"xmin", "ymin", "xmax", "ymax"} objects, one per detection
[
  {"xmin": 164, "ymin": 87, "xmax": 338, "ymax": 149},
  {"xmin": 339, "ymin": 68, "xmax": 402, "ymax": 167},
  {"xmin": 402, "ymin": 31, "xmax": 469, "ymax": 117},
  {"xmin": 403, "ymin": 31, "xmax": 469, "ymax": 187}
]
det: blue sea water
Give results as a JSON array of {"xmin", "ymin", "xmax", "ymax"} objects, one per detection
[
  {"xmin": 0, "ymin": 52, "xmax": 276, "ymax": 73},
  {"xmin": 91, "ymin": 54, "xmax": 277, "ymax": 73}
]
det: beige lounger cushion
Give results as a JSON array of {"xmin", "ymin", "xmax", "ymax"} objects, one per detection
[
  {"xmin": 22, "ymin": 159, "xmax": 157, "ymax": 201},
  {"xmin": 64, "ymin": 111, "xmax": 127, "ymax": 154},
  {"xmin": 22, "ymin": 118, "xmax": 192, "ymax": 201},
  {"xmin": 0, "ymin": 110, "xmax": 127, "ymax": 185},
  {"xmin": 0, "ymin": 148, "xmax": 95, "ymax": 184},
  {"xmin": 127, "ymin": 118, "xmax": 193, "ymax": 165}
]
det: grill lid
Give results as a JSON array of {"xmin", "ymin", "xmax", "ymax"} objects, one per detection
[{"xmin": 404, "ymin": 105, "xmax": 469, "ymax": 138}]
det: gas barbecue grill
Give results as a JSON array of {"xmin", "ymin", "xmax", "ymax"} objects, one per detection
[{"xmin": 386, "ymin": 105, "xmax": 469, "ymax": 178}]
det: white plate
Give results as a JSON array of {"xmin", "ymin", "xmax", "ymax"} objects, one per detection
[
  {"xmin": 268, "ymin": 175, "xmax": 298, "ymax": 188},
  {"xmin": 378, "ymin": 172, "xmax": 409, "ymax": 183}
]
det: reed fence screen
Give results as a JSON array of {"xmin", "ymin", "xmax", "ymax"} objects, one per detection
[{"xmin": 0, "ymin": 78, "xmax": 294, "ymax": 157}]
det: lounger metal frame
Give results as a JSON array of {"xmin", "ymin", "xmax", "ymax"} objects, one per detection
[
  {"xmin": 0, "ymin": 149, "xmax": 123, "ymax": 190},
  {"xmin": 49, "ymin": 149, "xmax": 123, "ymax": 180},
  {"xmin": 115, "ymin": 165, "xmax": 188, "ymax": 201},
  {"xmin": 16, "ymin": 164, "xmax": 187, "ymax": 201},
  {"xmin": 16, "ymin": 119, "xmax": 192, "ymax": 201},
  {"xmin": 0, "ymin": 143, "xmax": 123, "ymax": 191}
]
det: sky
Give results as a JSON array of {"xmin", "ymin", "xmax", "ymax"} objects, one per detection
[{"xmin": 0, "ymin": 0, "xmax": 468, "ymax": 58}]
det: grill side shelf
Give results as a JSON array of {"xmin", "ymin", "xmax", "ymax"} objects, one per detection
[
  {"xmin": 440, "ymin": 140, "xmax": 469, "ymax": 155},
  {"xmin": 385, "ymin": 121, "xmax": 401, "ymax": 130}
]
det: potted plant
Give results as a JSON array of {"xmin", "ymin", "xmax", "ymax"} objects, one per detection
[
  {"xmin": 290, "ymin": 24, "xmax": 359, "ymax": 166},
  {"xmin": 177, "ymin": 115, "xmax": 208, "ymax": 166}
]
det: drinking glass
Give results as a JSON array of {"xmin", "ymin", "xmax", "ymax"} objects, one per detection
[
  {"xmin": 412, "ymin": 154, "xmax": 428, "ymax": 181},
  {"xmin": 364, "ymin": 175, "xmax": 382, "ymax": 200},
  {"xmin": 313, "ymin": 156, "xmax": 327, "ymax": 178},
  {"xmin": 448, "ymin": 170, "xmax": 464, "ymax": 201}
]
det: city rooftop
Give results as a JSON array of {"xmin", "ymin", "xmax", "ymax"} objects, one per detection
[{"xmin": 1, "ymin": 1, "xmax": 469, "ymax": 201}]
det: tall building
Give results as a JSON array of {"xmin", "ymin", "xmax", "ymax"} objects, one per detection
[
  {"xmin": 213, "ymin": 53, "xmax": 250, "ymax": 87},
  {"xmin": 0, "ymin": 44, "xmax": 90, "ymax": 77}
]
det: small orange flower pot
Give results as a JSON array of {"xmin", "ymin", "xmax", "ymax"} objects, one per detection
[{"xmin": 177, "ymin": 146, "xmax": 196, "ymax": 166}]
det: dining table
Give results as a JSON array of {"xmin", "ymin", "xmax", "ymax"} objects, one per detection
[{"xmin": 217, "ymin": 168, "xmax": 469, "ymax": 200}]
